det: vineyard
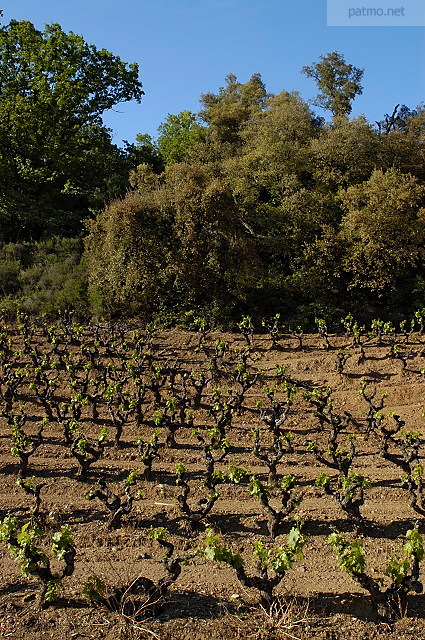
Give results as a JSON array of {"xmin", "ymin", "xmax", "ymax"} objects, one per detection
[{"xmin": 1, "ymin": 313, "xmax": 425, "ymax": 640}]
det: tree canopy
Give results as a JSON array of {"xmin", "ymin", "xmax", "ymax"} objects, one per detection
[
  {"xmin": 156, "ymin": 111, "xmax": 204, "ymax": 165},
  {"xmin": 83, "ymin": 66, "xmax": 425, "ymax": 323},
  {"xmin": 302, "ymin": 51, "xmax": 364, "ymax": 117},
  {"xmin": 0, "ymin": 17, "xmax": 143, "ymax": 241}
]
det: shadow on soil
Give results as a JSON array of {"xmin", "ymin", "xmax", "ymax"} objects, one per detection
[
  {"xmin": 0, "ymin": 580, "xmax": 32, "ymax": 599},
  {"xmin": 157, "ymin": 589, "xmax": 238, "ymax": 621},
  {"xmin": 313, "ymin": 591, "xmax": 425, "ymax": 623}
]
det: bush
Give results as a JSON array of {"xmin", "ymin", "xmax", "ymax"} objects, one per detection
[{"xmin": 0, "ymin": 237, "xmax": 88, "ymax": 316}]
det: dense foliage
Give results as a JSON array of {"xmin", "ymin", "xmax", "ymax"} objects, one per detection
[
  {"xmin": 84, "ymin": 66, "xmax": 425, "ymax": 324},
  {"xmin": 0, "ymin": 12, "xmax": 143, "ymax": 242},
  {"xmin": 0, "ymin": 10, "xmax": 423, "ymax": 325}
]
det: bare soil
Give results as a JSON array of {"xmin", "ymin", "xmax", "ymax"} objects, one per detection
[{"xmin": 1, "ymin": 326, "xmax": 425, "ymax": 639}]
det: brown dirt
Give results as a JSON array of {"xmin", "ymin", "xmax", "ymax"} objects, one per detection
[{"xmin": 1, "ymin": 326, "xmax": 425, "ymax": 639}]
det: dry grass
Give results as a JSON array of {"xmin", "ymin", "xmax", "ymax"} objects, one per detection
[{"xmin": 219, "ymin": 596, "xmax": 317, "ymax": 640}]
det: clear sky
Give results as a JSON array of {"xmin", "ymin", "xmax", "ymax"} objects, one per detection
[{"xmin": 2, "ymin": 0, "xmax": 424, "ymax": 146}]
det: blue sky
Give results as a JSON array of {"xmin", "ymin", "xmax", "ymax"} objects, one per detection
[{"xmin": 2, "ymin": 0, "xmax": 424, "ymax": 146}]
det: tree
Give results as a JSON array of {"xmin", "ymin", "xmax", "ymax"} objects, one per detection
[
  {"xmin": 309, "ymin": 116, "xmax": 379, "ymax": 189},
  {"xmin": 156, "ymin": 111, "xmax": 204, "ymax": 165},
  {"xmin": 225, "ymin": 90, "xmax": 318, "ymax": 205},
  {"xmin": 199, "ymin": 73, "xmax": 268, "ymax": 150},
  {"xmin": 376, "ymin": 104, "xmax": 418, "ymax": 134},
  {"xmin": 84, "ymin": 183, "xmax": 174, "ymax": 317},
  {"xmin": 85, "ymin": 159, "xmax": 262, "ymax": 319},
  {"xmin": 0, "ymin": 18, "xmax": 144, "ymax": 241},
  {"xmin": 223, "ymin": 91, "xmax": 333, "ymax": 310},
  {"xmin": 379, "ymin": 106, "xmax": 425, "ymax": 183},
  {"xmin": 124, "ymin": 134, "xmax": 164, "ymax": 174},
  {"xmin": 340, "ymin": 168, "xmax": 425, "ymax": 296},
  {"xmin": 164, "ymin": 161, "xmax": 260, "ymax": 311},
  {"xmin": 302, "ymin": 52, "xmax": 364, "ymax": 117}
]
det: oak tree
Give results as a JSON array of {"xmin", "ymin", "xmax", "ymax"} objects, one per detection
[
  {"xmin": 302, "ymin": 51, "xmax": 364, "ymax": 117},
  {"xmin": 0, "ymin": 17, "xmax": 144, "ymax": 240}
]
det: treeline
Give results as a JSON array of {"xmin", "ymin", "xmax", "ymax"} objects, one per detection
[
  {"xmin": 85, "ymin": 72, "xmax": 425, "ymax": 325},
  {"xmin": 0, "ymin": 16, "xmax": 424, "ymax": 326}
]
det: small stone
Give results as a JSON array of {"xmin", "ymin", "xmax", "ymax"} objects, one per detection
[
  {"xmin": 48, "ymin": 511, "xmax": 60, "ymax": 523},
  {"xmin": 23, "ymin": 592, "xmax": 36, "ymax": 603}
]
